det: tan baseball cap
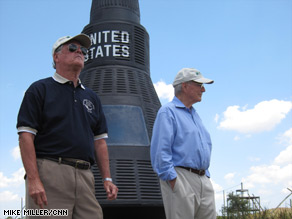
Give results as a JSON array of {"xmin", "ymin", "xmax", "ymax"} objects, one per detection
[
  {"xmin": 173, "ymin": 68, "xmax": 214, "ymax": 86},
  {"xmin": 52, "ymin": 34, "xmax": 91, "ymax": 56}
]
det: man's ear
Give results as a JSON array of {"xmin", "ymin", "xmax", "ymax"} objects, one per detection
[
  {"xmin": 181, "ymin": 82, "xmax": 188, "ymax": 91},
  {"xmin": 53, "ymin": 52, "xmax": 60, "ymax": 66},
  {"xmin": 53, "ymin": 53, "xmax": 58, "ymax": 62}
]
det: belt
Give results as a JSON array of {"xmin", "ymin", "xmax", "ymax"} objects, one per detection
[
  {"xmin": 42, "ymin": 157, "xmax": 91, "ymax": 170},
  {"xmin": 178, "ymin": 166, "xmax": 205, "ymax": 176}
]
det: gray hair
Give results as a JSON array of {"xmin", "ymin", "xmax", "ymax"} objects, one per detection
[
  {"xmin": 174, "ymin": 83, "xmax": 182, "ymax": 96},
  {"xmin": 52, "ymin": 45, "xmax": 63, "ymax": 69},
  {"xmin": 174, "ymin": 81, "xmax": 195, "ymax": 96}
]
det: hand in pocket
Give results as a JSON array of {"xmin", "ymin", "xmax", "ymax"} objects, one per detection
[{"xmin": 169, "ymin": 178, "xmax": 177, "ymax": 190}]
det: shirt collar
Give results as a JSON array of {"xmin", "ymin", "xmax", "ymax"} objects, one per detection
[
  {"xmin": 52, "ymin": 72, "xmax": 85, "ymax": 89},
  {"xmin": 172, "ymin": 96, "xmax": 194, "ymax": 112},
  {"xmin": 172, "ymin": 96, "xmax": 186, "ymax": 108}
]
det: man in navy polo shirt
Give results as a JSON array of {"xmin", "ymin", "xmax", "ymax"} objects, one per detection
[{"xmin": 17, "ymin": 34, "xmax": 118, "ymax": 219}]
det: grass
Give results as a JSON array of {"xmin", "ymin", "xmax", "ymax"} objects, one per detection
[{"xmin": 217, "ymin": 208, "xmax": 292, "ymax": 219}]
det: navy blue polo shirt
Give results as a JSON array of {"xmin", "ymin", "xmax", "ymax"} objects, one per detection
[{"xmin": 17, "ymin": 72, "xmax": 108, "ymax": 165}]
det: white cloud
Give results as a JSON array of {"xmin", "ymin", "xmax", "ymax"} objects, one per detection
[
  {"xmin": 283, "ymin": 128, "xmax": 292, "ymax": 143},
  {"xmin": 233, "ymin": 136, "xmax": 240, "ymax": 141},
  {"xmin": 224, "ymin": 172, "xmax": 236, "ymax": 185},
  {"xmin": 0, "ymin": 169, "xmax": 25, "ymax": 217},
  {"xmin": 215, "ymin": 129, "xmax": 292, "ymax": 210},
  {"xmin": 214, "ymin": 114, "xmax": 219, "ymax": 123},
  {"xmin": 11, "ymin": 146, "xmax": 21, "ymax": 160},
  {"xmin": 242, "ymin": 164, "xmax": 292, "ymax": 189},
  {"xmin": 278, "ymin": 128, "xmax": 292, "ymax": 145},
  {"xmin": 0, "ymin": 168, "xmax": 25, "ymax": 188},
  {"xmin": 217, "ymin": 99, "xmax": 292, "ymax": 134},
  {"xmin": 211, "ymin": 179, "xmax": 224, "ymax": 204},
  {"xmin": 242, "ymin": 128, "xmax": 292, "ymax": 205},
  {"xmin": 275, "ymin": 128, "xmax": 292, "ymax": 165},
  {"xmin": 211, "ymin": 179, "xmax": 223, "ymax": 193},
  {"xmin": 153, "ymin": 80, "xmax": 174, "ymax": 102},
  {"xmin": 274, "ymin": 145, "xmax": 292, "ymax": 165},
  {"xmin": 0, "ymin": 191, "xmax": 19, "ymax": 202}
]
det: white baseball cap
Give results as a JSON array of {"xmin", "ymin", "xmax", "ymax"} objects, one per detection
[
  {"xmin": 173, "ymin": 68, "xmax": 214, "ymax": 86},
  {"xmin": 52, "ymin": 33, "xmax": 91, "ymax": 56}
]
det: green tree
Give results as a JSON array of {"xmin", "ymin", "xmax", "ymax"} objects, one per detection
[{"xmin": 226, "ymin": 192, "xmax": 250, "ymax": 218}]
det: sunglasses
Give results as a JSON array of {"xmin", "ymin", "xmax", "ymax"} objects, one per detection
[
  {"xmin": 67, "ymin": 43, "xmax": 88, "ymax": 56},
  {"xmin": 197, "ymin": 83, "xmax": 204, "ymax": 89},
  {"xmin": 188, "ymin": 81, "xmax": 204, "ymax": 88}
]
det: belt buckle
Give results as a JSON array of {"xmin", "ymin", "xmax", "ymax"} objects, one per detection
[
  {"xmin": 75, "ymin": 160, "xmax": 90, "ymax": 169},
  {"xmin": 198, "ymin": 170, "xmax": 205, "ymax": 175},
  {"xmin": 75, "ymin": 160, "xmax": 82, "ymax": 168}
]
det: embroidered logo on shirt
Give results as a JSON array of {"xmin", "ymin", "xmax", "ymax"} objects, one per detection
[{"xmin": 83, "ymin": 99, "xmax": 95, "ymax": 113}]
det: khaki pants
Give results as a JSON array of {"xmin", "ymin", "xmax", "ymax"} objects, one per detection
[
  {"xmin": 160, "ymin": 167, "xmax": 216, "ymax": 219},
  {"xmin": 25, "ymin": 158, "xmax": 103, "ymax": 219}
]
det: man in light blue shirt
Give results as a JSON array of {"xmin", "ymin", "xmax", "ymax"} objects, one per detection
[{"xmin": 151, "ymin": 68, "xmax": 216, "ymax": 219}]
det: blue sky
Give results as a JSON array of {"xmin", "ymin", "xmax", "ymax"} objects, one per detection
[{"xmin": 0, "ymin": 0, "xmax": 291, "ymax": 217}]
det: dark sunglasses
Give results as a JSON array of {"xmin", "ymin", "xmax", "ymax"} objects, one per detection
[{"xmin": 68, "ymin": 43, "xmax": 88, "ymax": 56}]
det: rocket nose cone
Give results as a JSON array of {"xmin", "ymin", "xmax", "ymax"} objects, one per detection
[{"xmin": 90, "ymin": 0, "xmax": 140, "ymax": 24}]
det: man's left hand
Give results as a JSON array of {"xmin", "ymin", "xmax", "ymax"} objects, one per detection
[{"xmin": 103, "ymin": 181, "xmax": 118, "ymax": 200}]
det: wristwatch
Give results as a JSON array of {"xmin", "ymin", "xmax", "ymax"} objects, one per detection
[{"xmin": 102, "ymin": 177, "xmax": 113, "ymax": 183}]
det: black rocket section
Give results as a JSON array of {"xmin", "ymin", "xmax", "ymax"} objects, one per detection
[{"xmin": 80, "ymin": 0, "xmax": 165, "ymax": 218}]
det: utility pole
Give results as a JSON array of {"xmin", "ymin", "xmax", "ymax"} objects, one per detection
[
  {"xmin": 223, "ymin": 190, "xmax": 226, "ymax": 216},
  {"xmin": 272, "ymin": 188, "xmax": 292, "ymax": 215}
]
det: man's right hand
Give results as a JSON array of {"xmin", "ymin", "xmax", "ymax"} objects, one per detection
[
  {"xmin": 19, "ymin": 132, "xmax": 48, "ymax": 209},
  {"xmin": 28, "ymin": 177, "xmax": 48, "ymax": 209},
  {"xmin": 169, "ymin": 178, "xmax": 177, "ymax": 190}
]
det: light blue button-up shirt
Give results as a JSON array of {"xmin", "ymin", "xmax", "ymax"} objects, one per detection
[{"xmin": 150, "ymin": 96, "xmax": 212, "ymax": 181}]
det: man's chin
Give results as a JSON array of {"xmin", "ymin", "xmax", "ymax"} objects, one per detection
[{"xmin": 72, "ymin": 62, "xmax": 84, "ymax": 70}]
